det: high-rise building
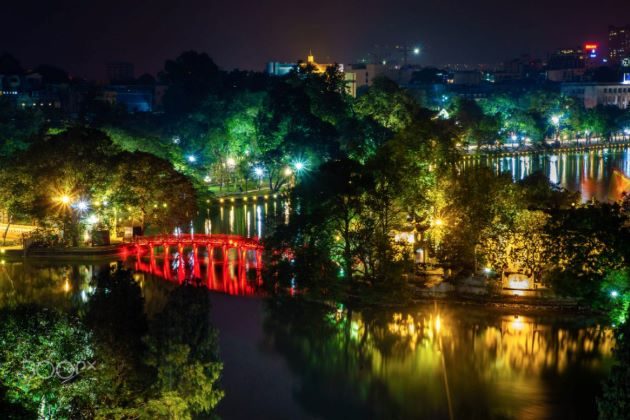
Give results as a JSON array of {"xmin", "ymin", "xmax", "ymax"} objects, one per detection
[{"xmin": 609, "ymin": 25, "xmax": 630, "ymax": 64}]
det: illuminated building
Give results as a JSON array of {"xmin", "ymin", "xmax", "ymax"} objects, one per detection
[
  {"xmin": 266, "ymin": 53, "xmax": 358, "ymax": 97},
  {"xmin": 266, "ymin": 61, "xmax": 297, "ymax": 76},
  {"xmin": 562, "ymin": 82, "xmax": 630, "ymax": 109},
  {"xmin": 583, "ymin": 42, "xmax": 601, "ymax": 68},
  {"xmin": 608, "ymin": 25, "xmax": 630, "ymax": 64},
  {"xmin": 343, "ymin": 63, "xmax": 387, "ymax": 94},
  {"xmin": 546, "ymin": 47, "xmax": 586, "ymax": 82}
]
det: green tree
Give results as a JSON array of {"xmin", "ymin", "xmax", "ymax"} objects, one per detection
[
  {"xmin": 144, "ymin": 286, "xmax": 224, "ymax": 418},
  {"xmin": 0, "ymin": 307, "xmax": 96, "ymax": 418}
]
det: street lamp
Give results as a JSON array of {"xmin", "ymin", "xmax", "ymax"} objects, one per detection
[
  {"xmin": 75, "ymin": 201, "xmax": 89, "ymax": 212},
  {"xmin": 550, "ymin": 115, "xmax": 561, "ymax": 143},
  {"xmin": 187, "ymin": 155, "xmax": 197, "ymax": 163},
  {"xmin": 253, "ymin": 166, "xmax": 264, "ymax": 188},
  {"xmin": 413, "ymin": 47, "xmax": 420, "ymax": 55}
]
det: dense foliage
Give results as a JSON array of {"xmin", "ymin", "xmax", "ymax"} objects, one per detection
[{"xmin": 0, "ymin": 270, "xmax": 223, "ymax": 418}]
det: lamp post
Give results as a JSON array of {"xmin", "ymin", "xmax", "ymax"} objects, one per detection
[
  {"xmin": 254, "ymin": 167, "xmax": 264, "ymax": 190},
  {"xmin": 551, "ymin": 115, "xmax": 561, "ymax": 144}
]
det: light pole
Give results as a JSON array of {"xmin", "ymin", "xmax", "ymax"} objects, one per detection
[
  {"xmin": 551, "ymin": 115, "xmax": 561, "ymax": 144},
  {"xmin": 254, "ymin": 167, "xmax": 264, "ymax": 190}
]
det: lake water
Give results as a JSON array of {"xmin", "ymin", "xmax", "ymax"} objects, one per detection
[
  {"xmin": 0, "ymin": 259, "xmax": 615, "ymax": 419},
  {"xmin": 464, "ymin": 146, "xmax": 630, "ymax": 202},
  {"xmin": 205, "ymin": 147, "xmax": 630, "ymax": 238},
  {"xmin": 1, "ymin": 147, "xmax": 627, "ymax": 418}
]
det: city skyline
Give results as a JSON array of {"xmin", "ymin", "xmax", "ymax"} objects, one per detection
[{"xmin": 1, "ymin": 0, "xmax": 628, "ymax": 79}]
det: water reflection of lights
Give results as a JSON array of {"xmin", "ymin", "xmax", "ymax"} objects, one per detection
[
  {"xmin": 476, "ymin": 147, "xmax": 630, "ymax": 202},
  {"xmin": 510, "ymin": 315, "xmax": 524, "ymax": 331},
  {"xmin": 508, "ymin": 277, "xmax": 530, "ymax": 290},
  {"xmin": 329, "ymin": 307, "xmax": 616, "ymax": 383}
]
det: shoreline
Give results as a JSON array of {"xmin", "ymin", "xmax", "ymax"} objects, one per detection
[
  {"xmin": 298, "ymin": 287, "xmax": 597, "ymax": 315},
  {"xmin": 462, "ymin": 139, "xmax": 630, "ymax": 160}
]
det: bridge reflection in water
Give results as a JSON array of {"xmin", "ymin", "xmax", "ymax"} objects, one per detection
[{"xmin": 123, "ymin": 234, "xmax": 264, "ymax": 296}]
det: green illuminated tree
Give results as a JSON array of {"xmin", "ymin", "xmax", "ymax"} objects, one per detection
[
  {"xmin": 144, "ymin": 286, "xmax": 224, "ymax": 417},
  {"xmin": 0, "ymin": 307, "xmax": 96, "ymax": 418}
]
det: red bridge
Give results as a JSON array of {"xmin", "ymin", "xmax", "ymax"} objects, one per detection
[{"xmin": 123, "ymin": 234, "xmax": 264, "ymax": 295}]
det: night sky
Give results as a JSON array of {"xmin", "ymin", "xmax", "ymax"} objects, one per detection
[{"xmin": 1, "ymin": 0, "xmax": 628, "ymax": 79}]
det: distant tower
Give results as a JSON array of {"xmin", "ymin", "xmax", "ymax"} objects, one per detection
[{"xmin": 307, "ymin": 51, "xmax": 315, "ymax": 64}]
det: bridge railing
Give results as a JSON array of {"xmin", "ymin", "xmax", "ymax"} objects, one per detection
[{"xmin": 130, "ymin": 234, "xmax": 264, "ymax": 249}]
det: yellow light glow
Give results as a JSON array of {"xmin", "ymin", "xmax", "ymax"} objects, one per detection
[
  {"xmin": 59, "ymin": 195, "xmax": 71, "ymax": 204},
  {"xmin": 434, "ymin": 218, "xmax": 444, "ymax": 226},
  {"xmin": 508, "ymin": 277, "xmax": 530, "ymax": 290},
  {"xmin": 284, "ymin": 167, "xmax": 293, "ymax": 176}
]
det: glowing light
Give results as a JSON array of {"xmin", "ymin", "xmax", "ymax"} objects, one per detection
[
  {"xmin": 226, "ymin": 157, "xmax": 236, "ymax": 168},
  {"xmin": 75, "ymin": 201, "xmax": 88, "ymax": 212},
  {"xmin": 59, "ymin": 195, "xmax": 71, "ymax": 205},
  {"xmin": 187, "ymin": 155, "xmax": 197, "ymax": 163},
  {"xmin": 254, "ymin": 167, "xmax": 264, "ymax": 177},
  {"xmin": 508, "ymin": 277, "xmax": 530, "ymax": 290},
  {"xmin": 293, "ymin": 161, "xmax": 305, "ymax": 172},
  {"xmin": 284, "ymin": 167, "xmax": 293, "ymax": 176},
  {"xmin": 87, "ymin": 214, "xmax": 99, "ymax": 224},
  {"xmin": 203, "ymin": 175, "xmax": 212, "ymax": 183},
  {"xmin": 551, "ymin": 115, "xmax": 561, "ymax": 126},
  {"xmin": 413, "ymin": 47, "xmax": 420, "ymax": 55},
  {"xmin": 484, "ymin": 267, "xmax": 492, "ymax": 274},
  {"xmin": 511, "ymin": 315, "xmax": 524, "ymax": 331},
  {"xmin": 611, "ymin": 290, "xmax": 619, "ymax": 298},
  {"xmin": 433, "ymin": 218, "xmax": 444, "ymax": 226}
]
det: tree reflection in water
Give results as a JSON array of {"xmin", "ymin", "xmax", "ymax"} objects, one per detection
[
  {"xmin": 0, "ymin": 261, "xmax": 223, "ymax": 418},
  {"xmin": 263, "ymin": 300, "xmax": 615, "ymax": 420}
]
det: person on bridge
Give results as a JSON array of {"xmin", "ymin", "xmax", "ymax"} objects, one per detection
[{"xmin": 172, "ymin": 251, "xmax": 180, "ymax": 271}]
